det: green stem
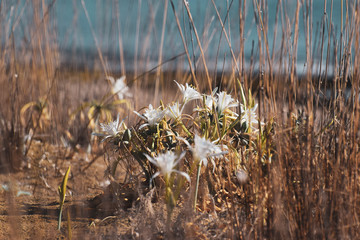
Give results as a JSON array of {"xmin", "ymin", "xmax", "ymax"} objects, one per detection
[
  {"xmin": 194, "ymin": 161, "xmax": 202, "ymax": 211},
  {"xmin": 179, "ymin": 120, "xmax": 192, "ymax": 138},
  {"xmin": 165, "ymin": 175, "xmax": 175, "ymax": 231},
  {"xmin": 165, "ymin": 186, "xmax": 172, "ymax": 231},
  {"xmin": 58, "ymin": 205, "xmax": 63, "ymax": 230}
]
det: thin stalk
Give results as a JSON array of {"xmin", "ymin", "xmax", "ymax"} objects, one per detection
[
  {"xmin": 212, "ymin": 0, "xmax": 235, "ymax": 82},
  {"xmin": 178, "ymin": 120, "xmax": 193, "ymax": 138},
  {"xmin": 182, "ymin": 0, "xmax": 212, "ymax": 90},
  {"xmin": 115, "ymin": 0, "xmax": 126, "ymax": 76},
  {"xmin": 134, "ymin": 0, "xmax": 142, "ymax": 79},
  {"xmin": 289, "ymin": 0, "xmax": 301, "ymax": 118},
  {"xmin": 169, "ymin": 0, "xmax": 199, "ymax": 88},
  {"xmin": 194, "ymin": 160, "xmax": 202, "ymax": 211},
  {"xmin": 154, "ymin": 0, "xmax": 168, "ymax": 105},
  {"xmin": 165, "ymin": 176, "xmax": 174, "ymax": 231},
  {"xmin": 58, "ymin": 205, "xmax": 63, "ymax": 230},
  {"xmin": 211, "ymin": 0, "xmax": 240, "ymax": 79},
  {"xmin": 254, "ymin": 0, "xmax": 272, "ymax": 76},
  {"xmin": 239, "ymin": 0, "xmax": 247, "ymax": 91},
  {"xmin": 80, "ymin": 0, "xmax": 108, "ymax": 76}
]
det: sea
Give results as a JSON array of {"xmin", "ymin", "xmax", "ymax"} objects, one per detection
[{"xmin": 3, "ymin": 0, "xmax": 349, "ymax": 75}]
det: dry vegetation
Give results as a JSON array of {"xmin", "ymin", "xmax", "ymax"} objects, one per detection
[{"xmin": 1, "ymin": 0, "xmax": 360, "ymax": 239}]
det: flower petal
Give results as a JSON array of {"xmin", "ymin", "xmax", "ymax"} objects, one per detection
[
  {"xmin": 174, "ymin": 170, "xmax": 191, "ymax": 183},
  {"xmin": 149, "ymin": 172, "xmax": 161, "ymax": 187},
  {"xmin": 144, "ymin": 154, "xmax": 159, "ymax": 167}
]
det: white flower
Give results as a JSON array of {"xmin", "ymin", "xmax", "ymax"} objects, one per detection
[
  {"xmin": 241, "ymin": 104, "xmax": 259, "ymax": 131},
  {"xmin": 193, "ymin": 88, "xmax": 218, "ymax": 113},
  {"xmin": 92, "ymin": 115, "xmax": 124, "ymax": 142},
  {"xmin": 166, "ymin": 102, "xmax": 183, "ymax": 120},
  {"xmin": 175, "ymin": 80, "xmax": 202, "ymax": 104},
  {"xmin": 144, "ymin": 151, "xmax": 190, "ymax": 185},
  {"xmin": 107, "ymin": 76, "xmax": 132, "ymax": 99},
  {"xmin": 205, "ymin": 94, "xmax": 216, "ymax": 110},
  {"xmin": 193, "ymin": 135, "xmax": 226, "ymax": 166},
  {"xmin": 134, "ymin": 104, "xmax": 166, "ymax": 129},
  {"xmin": 179, "ymin": 135, "xmax": 227, "ymax": 167},
  {"xmin": 204, "ymin": 88, "xmax": 218, "ymax": 110},
  {"xmin": 216, "ymin": 91, "xmax": 238, "ymax": 115}
]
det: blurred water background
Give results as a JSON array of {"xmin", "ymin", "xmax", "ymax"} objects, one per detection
[{"xmin": 2, "ymin": 0, "xmax": 347, "ymax": 75}]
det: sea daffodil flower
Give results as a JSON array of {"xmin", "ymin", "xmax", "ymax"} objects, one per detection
[
  {"xmin": 144, "ymin": 151, "xmax": 190, "ymax": 185},
  {"xmin": 175, "ymin": 80, "xmax": 202, "ymax": 104},
  {"xmin": 107, "ymin": 76, "xmax": 132, "ymax": 100},
  {"xmin": 166, "ymin": 102, "xmax": 183, "ymax": 121},
  {"xmin": 192, "ymin": 135, "xmax": 227, "ymax": 166},
  {"xmin": 180, "ymin": 135, "xmax": 227, "ymax": 210},
  {"xmin": 134, "ymin": 104, "xmax": 166, "ymax": 129},
  {"xmin": 241, "ymin": 104, "xmax": 260, "ymax": 131},
  {"xmin": 216, "ymin": 91, "xmax": 238, "ymax": 115},
  {"xmin": 179, "ymin": 135, "xmax": 227, "ymax": 167},
  {"xmin": 92, "ymin": 115, "xmax": 124, "ymax": 142}
]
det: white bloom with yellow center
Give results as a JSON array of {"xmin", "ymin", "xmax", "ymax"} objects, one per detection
[
  {"xmin": 166, "ymin": 102, "xmax": 183, "ymax": 120},
  {"xmin": 241, "ymin": 104, "xmax": 260, "ymax": 131},
  {"xmin": 192, "ymin": 135, "xmax": 226, "ymax": 167},
  {"xmin": 216, "ymin": 91, "xmax": 238, "ymax": 115},
  {"xmin": 205, "ymin": 94, "xmax": 216, "ymax": 110},
  {"xmin": 179, "ymin": 135, "xmax": 227, "ymax": 167},
  {"xmin": 175, "ymin": 80, "xmax": 202, "ymax": 104},
  {"xmin": 92, "ymin": 115, "xmax": 124, "ymax": 142},
  {"xmin": 134, "ymin": 104, "xmax": 166, "ymax": 129},
  {"xmin": 144, "ymin": 151, "xmax": 190, "ymax": 185}
]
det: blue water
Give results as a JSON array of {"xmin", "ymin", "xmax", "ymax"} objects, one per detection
[{"xmin": 3, "ymin": 0, "xmax": 349, "ymax": 73}]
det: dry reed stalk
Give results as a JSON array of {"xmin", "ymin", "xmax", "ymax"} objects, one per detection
[
  {"xmin": 315, "ymin": 0, "xmax": 328, "ymax": 130},
  {"xmin": 325, "ymin": 0, "xmax": 334, "ymax": 86},
  {"xmin": 238, "ymin": 0, "xmax": 247, "ymax": 92},
  {"xmin": 80, "ymin": 0, "xmax": 108, "ymax": 77},
  {"xmin": 169, "ymin": 0, "xmax": 198, "ymax": 88},
  {"xmin": 211, "ymin": 0, "xmax": 234, "ymax": 85},
  {"xmin": 138, "ymin": 3, "xmax": 157, "ymax": 77},
  {"xmin": 305, "ymin": 1, "xmax": 314, "ymax": 236},
  {"xmin": 182, "ymin": 0, "xmax": 212, "ymax": 90},
  {"xmin": 193, "ymin": 21, "xmax": 217, "ymax": 79},
  {"xmin": 211, "ymin": 0, "xmax": 241, "ymax": 85},
  {"xmin": 115, "ymin": 1, "xmax": 126, "ymax": 76},
  {"xmin": 350, "ymin": 3, "xmax": 360, "ymax": 232},
  {"xmin": 134, "ymin": 0, "xmax": 142, "ymax": 80},
  {"xmin": 319, "ymin": 0, "xmax": 327, "ymax": 81},
  {"xmin": 154, "ymin": 0, "xmax": 168, "ymax": 105},
  {"xmin": 270, "ymin": 1, "xmax": 282, "ymax": 114},
  {"xmin": 254, "ymin": 0, "xmax": 272, "ymax": 90},
  {"xmin": 289, "ymin": 1, "xmax": 301, "ymax": 118}
]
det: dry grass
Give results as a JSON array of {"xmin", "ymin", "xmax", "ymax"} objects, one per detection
[{"xmin": 1, "ymin": 0, "xmax": 360, "ymax": 239}]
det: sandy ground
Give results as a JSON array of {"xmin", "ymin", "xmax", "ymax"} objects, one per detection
[
  {"xmin": 0, "ymin": 138, "xmax": 235, "ymax": 239},
  {"xmin": 0, "ymin": 140, "xmax": 136, "ymax": 239}
]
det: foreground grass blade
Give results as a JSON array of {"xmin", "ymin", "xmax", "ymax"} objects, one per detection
[{"xmin": 58, "ymin": 166, "xmax": 71, "ymax": 230}]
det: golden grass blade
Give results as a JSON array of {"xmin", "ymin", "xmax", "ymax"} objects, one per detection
[{"xmin": 58, "ymin": 166, "xmax": 71, "ymax": 230}]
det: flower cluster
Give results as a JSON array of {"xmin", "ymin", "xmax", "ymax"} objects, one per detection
[{"xmin": 93, "ymin": 79, "xmax": 270, "ymax": 214}]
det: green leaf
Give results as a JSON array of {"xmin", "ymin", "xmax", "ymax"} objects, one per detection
[{"xmin": 58, "ymin": 166, "xmax": 71, "ymax": 230}]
